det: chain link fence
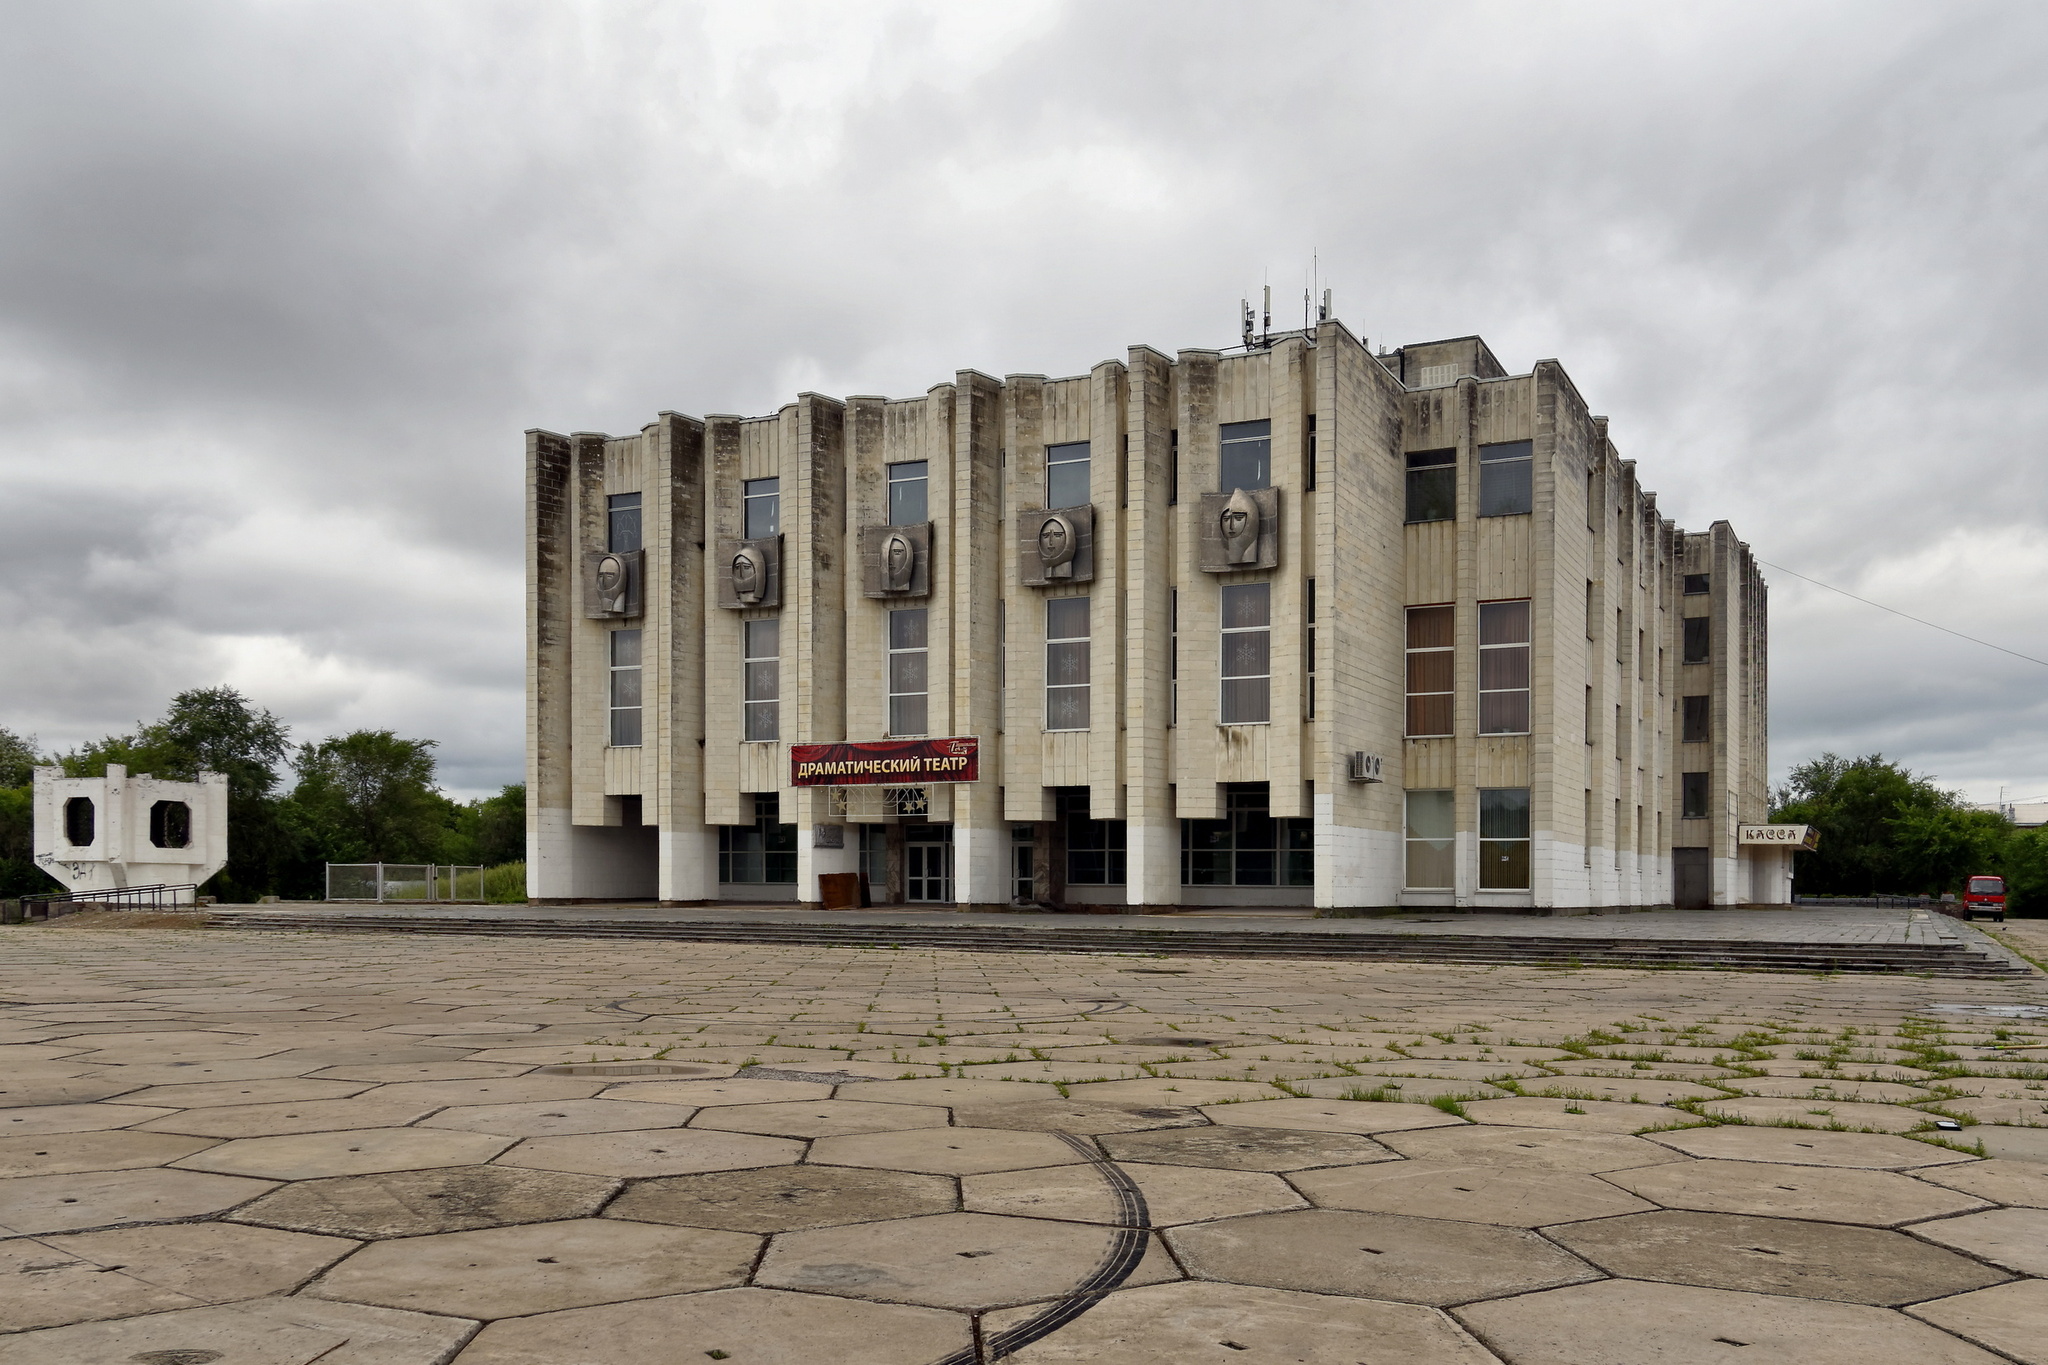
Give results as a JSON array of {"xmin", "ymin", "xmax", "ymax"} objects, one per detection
[{"xmin": 325, "ymin": 864, "xmax": 486, "ymax": 902}]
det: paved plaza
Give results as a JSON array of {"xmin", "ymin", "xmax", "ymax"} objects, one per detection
[{"xmin": 0, "ymin": 922, "xmax": 2045, "ymax": 1363}]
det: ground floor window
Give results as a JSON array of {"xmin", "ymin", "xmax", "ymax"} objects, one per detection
[
  {"xmin": 719, "ymin": 793, "xmax": 796, "ymax": 883},
  {"xmin": 1479, "ymin": 787, "xmax": 1531, "ymax": 890},
  {"xmin": 1181, "ymin": 783, "xmax": 1312, "ymax": 886},
  {"xmin": 1011, "ymin": 824, "xmax": 1035, "ymax": 902},
  {"xmin": 1057, "ymin": 787, "xmax": 1126, "ymax": 885},
  {"xmin": 860, "ymin": 825, "xmax": 888, "ymax": 891},
  {"xmin": 1405, "ymin": 790, "xmax": 1455, "ymax": 889}
]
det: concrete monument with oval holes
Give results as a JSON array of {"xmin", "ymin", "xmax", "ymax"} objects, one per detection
[{"xmin": 32, "ymin": 763, "xmax": 228, "ymax": 895}]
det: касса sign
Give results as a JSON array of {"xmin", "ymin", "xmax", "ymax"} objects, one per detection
[
  {"xmin": 1738, "ymin": 824, "xmax": 1820, "ymax": 851},
  {"xmin": 790, "ymin": 737, "xmax": 979, "ymax": 787}
]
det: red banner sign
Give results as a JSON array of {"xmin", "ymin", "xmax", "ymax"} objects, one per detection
[{"xmin": 790, "ymin": 737, "xmax": 979, "ymax": 787}]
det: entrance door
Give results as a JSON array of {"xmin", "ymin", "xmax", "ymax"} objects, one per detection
[
  {"xmin": 1673, "ymin": 847, "xmax": 1710, "ymax": 909},
  {"xmin": 905, "ymin": 825, "xmax": 954, "ymax": 903}
]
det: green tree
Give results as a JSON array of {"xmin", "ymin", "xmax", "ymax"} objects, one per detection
[
  {"xmin": 0, "ymin": 726, "xmax": 55, "ymax": 897},
  {"xmin": 1772, "ymin": 752, "xmax": 2007, "ymax": 897},
  {"xmin": 0, "ymin": 727, "xmax": 40, "ymax": 789},
  {"xmin": 60, "ymin": 688, "xmax": 293, "ymax": 901},
  {"xmin": 281, "ymin": 731, "xmax": 457, "ymax": 872},
  {"xmin": 473, "ymin": 783, "xmax": 526, "ymax": 867}
]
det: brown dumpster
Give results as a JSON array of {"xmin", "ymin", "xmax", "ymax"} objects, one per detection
[{"xmin": 818, "ymin": 872, "xmax": 862, "ymax": 911}]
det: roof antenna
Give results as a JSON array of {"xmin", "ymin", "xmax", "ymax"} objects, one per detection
[
  {"xmin": 1240, "ymin": 298, "xmax": 1255, "ymax": 350},
  {"xmin": 1320, "ymin": 287, "xmax": 1332, "ymax": 323},
  {"xmin": 1261, "ymin": 285, "xmax": 1271, "ymax": 347}
]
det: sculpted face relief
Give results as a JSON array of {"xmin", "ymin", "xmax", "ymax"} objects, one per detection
[{"xmin": 1221, "ymin": 487, "xmax": 1261, "ymax": 564}]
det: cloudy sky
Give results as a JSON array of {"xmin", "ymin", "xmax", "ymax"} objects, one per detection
[{"xmin": 2, "ymin": 1, "xmax": 2045, "ymax": 803}]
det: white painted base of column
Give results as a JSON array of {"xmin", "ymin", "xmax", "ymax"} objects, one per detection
[
  {"xmin": 1125, "ymin": 820, "xmax": 1179, "ymax": 908},
  {"xmin": 798, "ymin": 827, "xmax": 858, "ymax": 904},
  {"xmin": 953, "ymin": 823, "xmax": 1008, "ymax": 907},
  {"xmin": 659, "ymin": 828, "xmax": 716, "ymax": 903}
]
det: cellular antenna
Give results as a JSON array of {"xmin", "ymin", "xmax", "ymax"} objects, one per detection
[{"xmin": 1321, "ymin": 287, "xmax": 1332, "ymax": 323}]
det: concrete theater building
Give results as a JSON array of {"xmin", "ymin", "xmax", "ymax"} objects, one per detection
[{"xmin": 526, "ymin": 316, "xmax": 1784, "ymax": 913}]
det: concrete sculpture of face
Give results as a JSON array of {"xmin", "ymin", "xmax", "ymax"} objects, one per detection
[
  {"xmin": 1221, "ymin": 487, "xmax": 1260, "ymax": 564},
  {"xmin": 731, "ymin": 545, "xmax": 763, "ymax": 604},
  {"xmin": 595, "ymin": 554, "xmax": 627, "ymax": 611},
  {"xmin": 883, "ymin": 532, "xmax": 914, "ymax": 591},
  {"xmin": 1037, "ymin": 514, "xmax": 1075, "ymax": 575}
]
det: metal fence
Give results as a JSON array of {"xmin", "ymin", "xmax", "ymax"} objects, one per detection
[{"xmin": 325, "ymin": 864, "xmax": 486, "ymax": 903}]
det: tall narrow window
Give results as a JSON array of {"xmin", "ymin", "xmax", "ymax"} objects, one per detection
[
  {"xmin": 1683, "ymin": 616, "xmax": 1710, "ymax": 663},
  {"xmin": 1168, "ymin": 429, "xmax": 1179, "ymax": 506},
  {"xmin": 64, "ymin": 797, "xmax": 94, "ymax": 846},
  {"xmin": 1059, "ymin": 788, "xmax": 1127, "ymax": 885},
  {"xmin": 1181, "ymin": 784, "xmax": 1311, "ymax": 886},
  {"xmin": 1614, "ymin": 798, "xmax": 1623, "ymax": 869},
  {"xmin": 1046, "ymin": 441, "xmax": 1090, "ymax": 509},
  {"xmin": 1305, "ymin": 414, "xmax": 1317, "ymax": 489},
  {"xmin": 743, "ymin": 619, "xmax": 779, "ymax": 741},
  {"xmin": 1405, "ymin": 449, "xmax": 1456, "ymax": 523},
  {"xmin": 1478, "ymin": 599, "xmax": 1532, "ymax": 735},
  {"xmin": 1219, "ymin": 583, "xmax": 1271, "ymax": 724},
  {"xmin": 1478, "ymin": 440, "xmax": 1533, "ymax": 517},
  {"xmin": 609, "ymin": 628, "xmax": 643, "ymax": 746},
  {"xmin": 1219, "ymin": 420, "xmax": 1272, "ymax": 491},
  {"xmin": 1169, "ymin": 588, "xmax": 1179, "ymax": 726},
  {"xmin": 1584, "ymin": 685, "xmax": 1595, "ymax": 746},
  {"xmin": 888, "ymin": 608, "xmax": 929, "ymax": 736},
  {"xmin": 607, "ymin": 492, "xmax": 642, "ymax": 552},
  {"xmin": 1583, "ymin": 789, "xmax": 1594, "ymax": 866},
  {"xmin": 1479, "ymin": 787, "xmax": 1532, "ymax": 889},
  {"xmin": 1405, "ymin": 605, "xmax": 1454, "ymax": 737},
  {"xmin": 1404, "ymin": 790, "xmax": 1454, "ymax": 889},
  {"xmin": 719, "ymin": 793, "xmax": 797, "ymax": 884},
  {"xmin": 887, "ymin": 461, "xmax": 928, "ymax": 525},
  {"xmin": 743, "ymin": 478, "xmax": 780, "ymax": 539},
  {"xmin": 1304, "ymin": 577, "xmax": 1317, "ymax": 719},
  {"xmin": 1682, "ymin": 771, "xmax": 1709, "ymax": 819},
  {"xmin": 1045, "ymin": 597, "xmax": 1091, "ymax": 731},
  {"xmin": 1682, "ymin": 695, "xmax": 1710, "ymax": 744}
]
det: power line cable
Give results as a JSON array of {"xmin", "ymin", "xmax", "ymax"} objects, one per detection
[{"xmin": 1756, "ymin": 558, "xmax": 2048, "ymax": 670}]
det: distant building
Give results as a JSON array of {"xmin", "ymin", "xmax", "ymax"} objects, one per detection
[
  {"xmin": 1972, "ymin": 801, "xmax": 2048, "ymax": 829},
  {"xmin": 525, "ymin": 322, "xmax": 1779, "ymax": 911}
]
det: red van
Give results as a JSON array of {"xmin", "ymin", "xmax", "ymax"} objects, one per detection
[{"xmin": 1963, "ymin": 874, "xmax": 2007, "ymax": 922}]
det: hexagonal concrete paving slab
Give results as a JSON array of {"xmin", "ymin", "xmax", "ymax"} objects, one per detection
[
  {"xmin": 1607, "ymin": 1157, "xmax": 1992, "ymax": 1225},
  {"xmin": 1168, "ymin": 1208, "xmax": 1599, "ymax": 1306},
  {"xmin": 1918, "ymin": 1157, "xmax": 2048, "ymax": 1208},
  {"xmin": 1454, "ymin": 1277, "xmax": 2007, "ymax": 1365},
  {"xmin": 965, "ymin": 1160, "xmax": 1305, "ymax": 1226},
  {"xmin": 689, "ymin": 1098, "xmax": 950, "ymax": 1138},
  {"xmin": 756, "ymin": 1210, "xmax": 1173, "ymax": 1310},
  {"xmin": 0, "ymin": 1129, "xmax": 218, "ymax": 1178},
  {"xmin": 606, "ymin": 1164, "xmax": 956, "ymax": 1233},
  {"xmin": 1457, "ymin": 1097, "xmax": 1668, "ymax": 1132},
  {"xmin": 1100, "ymin": 1123, "xmax": 1399, "ymax": 1172},
  {"xmin": 136, "ymin": 1098, "xmax": 440, "ymax": 1138},
  {"xmin": 1906, "ymin": 1279, "xmax": 2048, "ymax": 1365},
  {"xmin": 808, "ymin": 1126, "xmax": 1079, "ymax": 1175},
  {"xmin": 1546, "ymin": 1209, "xmax": 2011, "ymax": 1304},
  {"xmin": 0, "ymin": 1167, "xmax": 274, "ymax": 1235},
  {"xmin": 1700, "ymin": 1097, "xmax": 1936, "ymax": 1133},
  {"xmin": 1293, "ymin": 1159, "xmax": 1656, "ymax": 1226},
  {"xmin": 496, "ymin": 1127, "xmax": 803, "ymax": 1178},
  {"xmin": 306, "ymin": 1216, "xmax": 757, "ymax": 1319},
  {"xmin": 1647, "ymin": 1125, "xmax": 1976, "ymax": 1167},
  {"xmin": 600, "ymin": 1077, "xmax": 832, "ymax": 1106},
  {"xmin": 228, "ymin": 1163, "xmax": 618, "ymax": 1238},
  {"xmin": 454, "ymin": 1286, "xmax": 969, "ymax": 1365},
  {"xmin": 172, "ymin": 1126, "xmax": 514, "ymax": 1180},
  {"xmin": 986, "ymin": 1280, "xmax": 1498, "ymax": 1363},
  {"xmin": 953, "ymin": 1098, "xmax": 1210, "ymax": 1134},
  {"xmin": 1907, "ymin": 1206, "xmax": 2048, "ymax": 1275},
  {"xmin": 1377, "ymin": 1123, "xmax": 1687, "ymax": 1172},
  {"xmin": 1201, "ymin": 1098, "xmax": 1468, "ymax": 1136},
  {"xmin": 419, "ymin": 1098, "xmax": 698, "ymax": 1136},
  {"xmin": 0, "ymin": 1294, "xmax": 479, "ymax": 1365}
]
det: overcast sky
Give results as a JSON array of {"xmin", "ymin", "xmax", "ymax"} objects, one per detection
[{"xmin": 3, "ymin": 1, "xmax": 2045, "ymax": 803}]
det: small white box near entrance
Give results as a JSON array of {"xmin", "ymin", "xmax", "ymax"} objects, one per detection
[{"xmin": 33, "ymin": 763, "xmax": 228, "ymax": 896}]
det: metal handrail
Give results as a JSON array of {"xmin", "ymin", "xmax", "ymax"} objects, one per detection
[{"xmin": 20, "ymin": 883, "xmax": 200, "ymax": 910}]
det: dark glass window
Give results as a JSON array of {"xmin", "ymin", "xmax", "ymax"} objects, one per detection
[
  {"xmin": 1683, "ymin": 573, "xmax": 1710, "ymax": 595},
  {"xmin": 1046, "ymin": 442, "xmax": 1090, "ymax": 509},
  {"xmin": 1045, "ymin": 596, "xmax": 1091, "ymax": 731},
  {"xmin": 1305, "ymin": 414, "xmax": 1317, "ymax": 490},
  {"xmin": 719, "ymin": 793, "xmax": 797, "ymax": 884},
  {"xmin": 888, "ymin": 461, "xmax": 928, "ymax": 525},
  {"xmin": 1168, "ymin": 429, "xmax": 1179, "ymax": 506},
  {"xmin": 607, "ymin": 492, "xmax": 642, "ymax": 552},
  {"xmin": 1304, "ymin": 577, "xmax": 1316, "ymax": 719},
  {"xmin": 1406, "ymin": 605, "xmax": 1454, "ymax": 736},
  {"xmin": 64, "ymin": 796, "xmax": 95, "ymax": 846},
  {"xmin": 1681, "ymin": 771, "xmax": 1710, "ymax": 819},
  {"xmin": 1683, "ymin": 616, "xmax": 1710, "ymax": 663},
  {"xmin": 1058, "ymin": 788, "xmax": 1126, "ymax": 886},
  {"xmin": 743, "ymin": 478, "xmax": 780, "ymax": 540},
  {"xmin": 1478, "ymin": 440, "xmax": 1533, "ymax": 517},
  {"xmin": 1478, "ymin": 600, "xmax": 1532, "ymax": 735},
  {"xmin": 609, "ymin": 629, "xmax": 643, "ymax": 746},
  {"xmin": 889, "ymin": 608, "xmax": 929, "ymax": 736},
  {"xmin": 1479, "ymin": 787, "xmax": 1532, "ymax": 889},
  {"xmin": 1682, "ymin": 695, "xmax": 1711, "ymax": 744},
  {"xmin": 149, "ymin": 800, "xmax": 190, "ymax": 849},
  {"xmin": 1219, "ymin": 583, "xmax": 1271, "ymax": 724},
  {"xmin": 1405, "ymin": 448, "xmax": 1456, "ymax": 523},
  {"xmin": 1181, "ymin": 784, "xmax": 1312, "ymax": 887},
  {"xmin": 1219, "ymin": 420, "xmax": 1272, "ymax": 491}
]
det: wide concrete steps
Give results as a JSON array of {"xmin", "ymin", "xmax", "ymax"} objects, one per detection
[{"xmin": 216, "ymin": 911, "xmax": 2034, "ymax": 978}]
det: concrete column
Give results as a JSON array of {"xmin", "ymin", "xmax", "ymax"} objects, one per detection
[
  {"xmin": 952, "ymin": 371, "xmax": 1008, "ymax": 908},
  {"xmin": 526, "ymin": 428, "xmax": 576, "ymax": 900}
]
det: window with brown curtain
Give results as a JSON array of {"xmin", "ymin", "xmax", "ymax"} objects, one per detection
[{"xmin": 1405, "ymin": 605, "xmax": 1454, "ymax": 737}]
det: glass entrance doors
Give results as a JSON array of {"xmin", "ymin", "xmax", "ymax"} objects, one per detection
[{"xmin": 905, "ymin": 825, "xmax": 954, "ymax": 903}]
